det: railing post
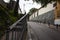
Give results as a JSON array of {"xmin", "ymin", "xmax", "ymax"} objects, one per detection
[
  {"xmin": 4, "ymin": 14, "xmax": 28, "ymax": 40},
  {"xmin": 15, "ymin": 31, "xmax": 16, "ymax": 40},
  {"xmin": 11, "ymin": 30, "xmax": 14, "ymax": 40},
  {"xmin": 20, "ymin": 16, "xmax": 27, "ymax": 40},
  {"xmin": 6, "ymin": 28, "xmax": 10, "ymax": 40}
]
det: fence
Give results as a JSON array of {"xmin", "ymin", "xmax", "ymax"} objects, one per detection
[{"xmin": 1, "ymin": 14, "xmax": 28, "ymax": 40}]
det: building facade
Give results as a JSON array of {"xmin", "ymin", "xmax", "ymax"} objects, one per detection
[
  {"xmin": 54, "ymin": 1, "xmax": 60, "ymax": 25},
  {"xmin": 29, "ymin": 3, "xmax": 54, "ymax": 20}
]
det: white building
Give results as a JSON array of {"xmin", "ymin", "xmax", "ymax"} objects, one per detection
[{"xmin": 29, "ymin": 3, "xmax": 55, "ymax": 20}]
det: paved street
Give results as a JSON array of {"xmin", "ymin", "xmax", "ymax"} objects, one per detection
[{"xmin": 27, "ymin": 22, "xmax": 60, "ymax": 40}]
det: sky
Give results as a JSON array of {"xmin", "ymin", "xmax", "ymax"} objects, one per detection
[
  {"xmin": 3, "ymin": 0, "xmax": 41, "ymax": 14},
  {"xmin": 19, "ymin": 0, "xmax": 41, "ymax": 13},
  {"xmin": 3, "ymin": 0, "xmax": 10, "ymax": 3},
  {"xmin": 3, "ymin": 0, "xmax": 54, "ymax": 15}
]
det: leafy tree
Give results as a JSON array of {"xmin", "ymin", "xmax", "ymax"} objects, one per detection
[
  {"xmin": 14, "ymin": 0, "xmax": 19, "ymax": 18},
  {"xmin": 28, "ymin": 8, "xmax": 38, "ymax": 16},
  {"xmin": 0, "ymin": 0, "xmax": 20, "ymax": 38},
  {"xmin": 28, "ymin": 0, "xmax": 58, "ymax": 16},
  {"xmin": 33, "ymin": 0, "xmax": 60, "ymax": 9}
]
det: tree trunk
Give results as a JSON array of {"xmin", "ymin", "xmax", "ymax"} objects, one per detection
[{"xmin": 14, "ymin": 0, "xmax": 19, "ymax": 17}]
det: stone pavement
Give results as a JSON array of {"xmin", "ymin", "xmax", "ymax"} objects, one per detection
[
  {"xmin": 27, "ymin": 22, "xmax": 60, "ymax": 40},
  {"xmin": 43, "ymin": 23, "xmax": 60, "ymax": 32}
]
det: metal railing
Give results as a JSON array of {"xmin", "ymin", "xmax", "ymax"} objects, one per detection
[{"xmin": 1, "ymin": 14, "xmax": 28, "ymax": 40}]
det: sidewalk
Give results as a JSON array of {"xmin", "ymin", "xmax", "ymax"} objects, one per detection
[
  {"xmin": 43, "ymin": 23, "xmax": 60, "ymax": 32},
  {"xmin": 34, "ymin": 22, "xmax": 60, "ymax": 32},
  {"xmin": 34, "ymin": 21, "xmax": 60, "ymax": 32}
]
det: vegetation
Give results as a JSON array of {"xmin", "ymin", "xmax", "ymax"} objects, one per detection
[
  {"xmin": 33, "ymin": 0, "xmax": 60, "ymax": 8},
  {"xmin": 28, "ymin": 8, "xmax": 38, "ymax": 16},
  {"xmin": 0, "ymin": 5, "xmax": 16, "ymax": 38},
  {"xmin": 28, "ymin": 0, "xmax": 58, "ymax": 16},
  {"xmin": 0, "ymin": 0, "xmax": 20, "ymax": 38}
]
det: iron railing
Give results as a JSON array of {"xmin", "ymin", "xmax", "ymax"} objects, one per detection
[{"xmin": 1, "ymin": 14, "xmax": 28, "ymax": 40}]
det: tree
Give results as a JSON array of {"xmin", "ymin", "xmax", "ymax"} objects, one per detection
[
  {"xmin": 0, "ymin": 0, "xmax": 20, "ymax": 27},
  {"xmin": 14, "ymin": 0, "xmax": 19, "ymax": 18},
  {"xmin": 0, "ymin": 0, "xmax": 20, "ymax": 38},
  {"xmin": 28, "ymin": 8, "xmax": 38, "ymax": 16},
  {"xmin": 33, "ymin": 0, "xmax": 60, "ymax": 9}
]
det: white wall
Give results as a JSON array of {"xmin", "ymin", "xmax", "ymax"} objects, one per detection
[
  {"xmin": 38, "ymin": 3, "xmax": 54, "ymax": 15},
  {"xmin": 29, "ymin": 3, "xmax": 55, "ymax": 20}
]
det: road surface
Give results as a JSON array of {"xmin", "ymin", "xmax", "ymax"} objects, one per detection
[{"xmin": 27, "ymin": 22, "xmax": 60, "ymax": 40}]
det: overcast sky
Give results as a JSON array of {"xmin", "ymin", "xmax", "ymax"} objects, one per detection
[
  {"xmin": 3, "ymin": 0, "xmax": 41, "ymax": 13},
  {"xmin": 3, "ymin": 0, "xmax": 10, "ymax": 3},
  {"xmin": 3, "ymin": 0, "xmax": 54, "ymax": 15},
  {"xmin": 19, "ymin": 0, "xmax": 41, "ymax": 13}
]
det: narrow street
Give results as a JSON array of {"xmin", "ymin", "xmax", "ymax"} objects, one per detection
[{"xmin": 27, "ymin": 22, "xmax": 60, "ymax": 40}]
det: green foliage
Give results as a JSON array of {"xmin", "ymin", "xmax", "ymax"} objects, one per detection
[
  {"xmin": 0, "ymin": 4, "xmax": 19, "ymax": 38},
  {"xmin": 0, "ymin": 0, "xmax": 21, "ymax": 38},
  {"xmin": 28, "ymin": 8, "xmax": 38, "ymax": 16},
  {"xmin": 0, "ymin": 6, "xmax": 17, "ymax": 24},
  {"xmin": 33, "ymin": 0, "xmax": 57, "ymax": 7},
  {"xmin": 0, "ymin": 6, "xmax": 8, "ymax": 38}
]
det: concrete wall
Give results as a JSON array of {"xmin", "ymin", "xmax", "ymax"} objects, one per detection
[
  {"xmin": 29, "ymin": 3, "xmax": 55, "ymax": 24},
  {"xmin": 30, "ymin": 10, "xmax": 54, "ymax": 24},
  {"xmin": 29, "ymin": 3, "xmax": 54, "ymax": 20}
]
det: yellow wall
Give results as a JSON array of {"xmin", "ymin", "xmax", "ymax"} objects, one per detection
[{"xmin": 55, "ymin": 2, "xmax": 60, "ymax": 19}]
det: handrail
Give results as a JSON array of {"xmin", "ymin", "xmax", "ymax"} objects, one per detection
[
  {"xmin": 10, "ymin": 13, "xmax": 28, "ymax": 29},
  {"xmin": 0, "ymin": 3, "xmax": 28, "ymax": 40},
  {"xmin": 1, "ymin": 14, "xmax": 28, "ymax": 40}
]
